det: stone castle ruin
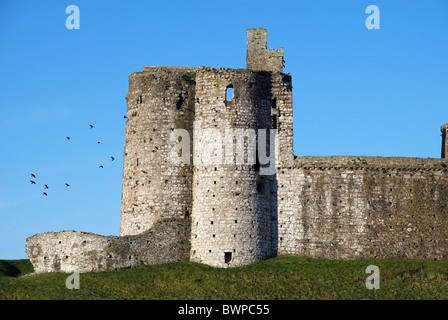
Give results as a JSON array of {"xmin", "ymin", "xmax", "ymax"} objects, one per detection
[{"xmin": 26, "ymin": 29, "xmax": 448, "ymax": 273}]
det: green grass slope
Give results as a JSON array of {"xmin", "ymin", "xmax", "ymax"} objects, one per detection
[{"xmin": 1, "ymin": 256, "xmax": 448, "ymax": 300}]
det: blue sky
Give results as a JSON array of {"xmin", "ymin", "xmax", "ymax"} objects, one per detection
[{"xmin": 0, "ymin": 0, "xmax": 447, "ymax": 259}]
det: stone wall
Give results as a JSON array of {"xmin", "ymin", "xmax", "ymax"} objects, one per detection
[
  {"xmin": 277, "ymin": 156, "xmax": 448, "ymax": 260},
  {"xmin": 26, "ymin": 218, "xmax": 189, "ymax": 273}
]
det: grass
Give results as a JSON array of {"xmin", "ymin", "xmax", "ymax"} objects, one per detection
[
  {"xmin": 0, "ymin": 260, "xmax": 34, "ymax": 278},
  {"xmin": 1, "ymin": 256, "xmax": 448, "ymax": 300}
]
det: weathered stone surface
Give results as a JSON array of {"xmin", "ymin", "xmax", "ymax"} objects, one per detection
[
  {"xmin": 190, "ymin": 68, "xmax": 279, "ymax": 267},
  {"xmin": 246, "ymin": 28, "xmax": 284, "ymax": 72},
  {"xmin": 120, "ymin": 67, "xmax": 196, "ymax": 236},
  {"xmin": 26, "ymin": 219, "xmax": 189, "ymax": 273},
  {"xmin": 277, "ymin": 156, "xmax": 448, "ymax": 260}
]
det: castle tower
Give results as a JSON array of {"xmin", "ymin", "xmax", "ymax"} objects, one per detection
[
  {"xmin": 190, "ymin": 68, "xmax": 278, "ymax": 267},
  {"xmin": 120, "ymin": 67, "xmax": 196, "ymax": 236},
  {"xmin": 442, "ymin": 123, "xmax": 448, "ymax": 159},
  {"xmin": 120, "ymin": 28, "xmax": 294, "ymax": 268},
  {"xmin": 189, "ymin": 29, "xmax": 292, "ymax": 268}
]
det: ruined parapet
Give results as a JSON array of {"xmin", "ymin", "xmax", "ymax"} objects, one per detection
[
  {"xmin": 246, "ymin": 28, "xmax": 284, "ymax": 72},
  {"xmin": 26, "ymin": 219, "xmax": 190, "ymax": 274},
  {"xmin": 190, "ymin": 68, "xmax": 278, "ymax": 267},
  {"xmin": 120, "ymin": 67, "xmax": 196, "ymax": 236},
  {"xmin": 442, "ymin": 124, "xmax": 448, "ymax": 159}
]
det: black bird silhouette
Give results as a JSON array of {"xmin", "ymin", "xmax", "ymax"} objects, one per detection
[
  {"xmin": 99, "ymin": 165, "xmax": 103, "ymax": 168},
  {"xmin": 66, "ymin": 137, "xmax": 70, "ymax": 140},
  {"xmin": 31, "ymin": 174, "xmax": 36, "ymax": 178},
  {"xmin": 43, "ymin": 192, "xmax": 47, "ymax": 196},
  {"xmin": 123, "ymin": 115, "xmax": 127, "ymax": 119},
  {"xmin": 44, "ymin": 185, "xmax": 49, "ymax": 189},
  {"xmin": 65, "ymin": 183, "xmax": 70, "ymax": 187},
  {"xmin": 97, "ymin": 141, "xmax": 101, "ymax": 144},
  {"xmin": 111, "ymin": 157, "xmax": 115, "ymax": 161},
  {"xmin": 30, "ymin": 180, "xmax": 36, "ymax": 184},
  {"xmin": 90, "ymin": 125, "xmax": 93, "ymax": 129}
]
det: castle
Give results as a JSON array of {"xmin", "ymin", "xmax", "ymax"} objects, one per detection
[{"xmin": 26, "ymin": 29, "xmax": 448, "ymax": 273}]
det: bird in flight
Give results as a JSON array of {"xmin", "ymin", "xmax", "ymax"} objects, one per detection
[
  {"xmin": 44, "ymin": 185, "xmax": 49, "ymax": 189},
  {"xmin": 123, "ymin": 115, "xmax": 127, "ymax": 119},
  {"xmin": 43, "ymin": 192, "xmax": 48, "ymax": 196},
  {"xmin": 31, "ymin": 174, "xmax": 36, "ymax": 178},
  {"xmin": 90, "ymin": 125, "xmax": 94, "ymax": 129},
  {"xmin": 97, "ymin": 141, "xmax": 101, "ymax": 144},
  {"xmin": 30, "ymin": 180, "xmax": 36, "ymax": 184},
  {"xmin": 111, "ymin": 157, "xmax": 115, "ymax": 161},
  {"xmin": 65, "ymin": 183, "xmax": 70, "ymax": 187},
  {"xmin": 66, "ymin": 137, "xmax": 70, "ymax": 140},
  {"xmin": 99, "ymin": 165, "xmax": 103, "ymax": 168}
]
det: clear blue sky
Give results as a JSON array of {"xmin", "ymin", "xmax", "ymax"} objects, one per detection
[{"xmin": 1, "ymin": 0, "xmax": 447, "ymax": 259}]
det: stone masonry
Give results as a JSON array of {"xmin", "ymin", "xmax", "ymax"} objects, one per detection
[
  {"xmin": 26, "ymin": 219, "xmax": 189, "ymax": 273},
  {"xmin": 26, "ymin": 28, "xmax": 448, "ymax": 273},
  {"xmin": 246, "ymin": 28, "xmax": 284, "ymax": 72},
  {"xmin": 277, "ymin": 156, "xmax": 448, "ymax": 260}
]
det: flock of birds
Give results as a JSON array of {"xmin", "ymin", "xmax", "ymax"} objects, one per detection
[
  {"xmin": 29, "ymin": 174, "xmax": 70, "ymax": 196},
  {"xmin": 29, "ymin": 122, "xmax": 123, "ymax": 197}
]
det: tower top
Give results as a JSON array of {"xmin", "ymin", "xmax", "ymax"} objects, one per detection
[
  {"xmin": 246, "ymin": 28, "xmax": 284, "ymax": 72},
  {"xmin": 442, "ymin": 124, "xmax": 448, "ymax": 159}
]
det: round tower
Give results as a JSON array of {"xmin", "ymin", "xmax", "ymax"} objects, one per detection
[
  {"xmin": 120, "ymin": 67, "xmax": 196, "ymax": 236},
  {"xmin": 190, "ymin": 68, "xmax": 277, "ymax": 267}
]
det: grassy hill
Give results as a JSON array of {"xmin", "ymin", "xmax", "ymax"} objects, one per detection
[{"xmin": 1, "ymin": 256, "xmax": 448, "ymax": 300}]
